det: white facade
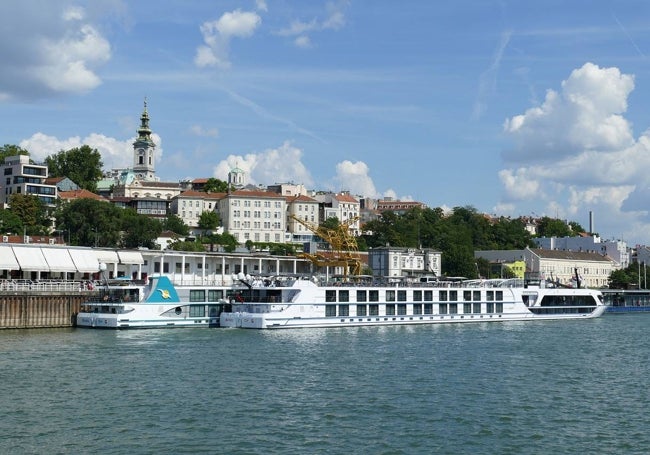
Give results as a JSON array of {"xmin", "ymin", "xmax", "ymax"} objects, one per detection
[
  {"xmin": 477, "ymin": 248, "xmax": 616, "ymax": 288},
  {"xmin": 0, "ymin": 155, "xmax": 57, "ymax": 206},
  {"xmin": 286, "ymin": 194, "xmax": 320, "ymax": 242},
  {"xmin": 314, "ymin": 192, "xmax": 361, "ymax": 235},
  {"xmin": 170, "ymin": 190, "xmax": 224, "ymax": 228},
  {"xmin": 369, "ymin": 247, "xmax": 442, "ymax": 278},
  {"xmin": 534, "ymin": 235, "xmax": 629, "ymax": 268},
  {"xmin": 218, "ymin": 190, "xmax": 287, "ymax": 244}
]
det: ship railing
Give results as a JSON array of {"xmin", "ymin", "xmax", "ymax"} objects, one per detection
[{"xmin": 0, "ymin": 279, "xmax": 97, "ymax": 293}]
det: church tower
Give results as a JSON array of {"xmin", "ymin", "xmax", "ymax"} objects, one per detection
[{"xmin": 133, "ymin": 99, "xmax": 156, "ymax": 181}]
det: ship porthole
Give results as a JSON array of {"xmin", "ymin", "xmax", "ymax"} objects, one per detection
[{"xmin": 175, "ymin": 307, "xmax": 182, "ymax": 315}]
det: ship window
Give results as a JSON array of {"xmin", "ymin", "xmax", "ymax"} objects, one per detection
[
  {"xmin": 449, "ymin": 303, "xmax": 458, "ymax": 314},
  {"xmin": 487, "ymin": 291, "xmax": 494, "ymax": 301},
  {"xmin": 190, "ymin": 305, "xmax": 205, "ymax": 317},
  {"xmin": 449, "ymin": 291, "xmax": 458, "ymax": 301},
  {"xmin": 338, "ymin": 305, "xmax": 349, "ymax": 317},
  {"xmin": 424, "ymin": 290, "xmax": 433, "ymax": 301},
  {"xmin": 338, "ymin": 290, "xmax": 349, "ymax": 302},
  {"xmin": 397, "ymin": 304, "xmax": 406, "ymax": 315},
  {"xmin": 397, "ymin": 290, "xmax": 407, "ymax": 301},
  {"xmin": 369, "ymin": 304, "xmax": 379, "ymax": 316},
  {"xmin": 473, "ymin": 291, "xmax": 481, "ymax": 301},
  {"xmin": 386, "ymin": 290, "xmax": 395, "ymax": 302},
  {"xmin": 439, "ymin": 303, "xmax": 448, "ymax": 314},
  {"xmin": 464, "ymin": 291, "xmax": 472, "ymax": 301},
  {"xmin": 326, "ymin": 305, "xmax": 337, "ymax": 316},
  {"xmin": 356, "ymin": 290, "xmax": 367, "ymax": 302},
  {"xmin": 413, "ymin": 304, "xmax": 422, "ymax": 315},
  {"xmin": 463, "ymin": 303, "xmax": 471, "ymax": 314},
  {"xmin": 326, "ymin": 290, "xmax": 336, "ymax": 302},
  {"xmin": 369, "ymin": 290, "xmax": 379, "ymax": 302},
  {"xmin": 473, "ymin": 303, "xmax": 481, "ymax": 313},
  {"xmin": 424, "ymin": 303, "xmax": 433, "ymax": 314},
  {"xmin": 413, "ymin": 290, "xmax": 422, "ymax": 302},
  {"xmin": 208, "ymin": 290, "xmax": 224, "ymax": 301},
  {"xmin": 496, "ymin": 303, "xmax": 503, "ymax": 313},
  {"xmin": 440, "ymin": 291, "xmax": 448, "ymax": 301},
  {"xmin": 496, "ymin": 291, "xmax": 503, "ymax": 301},
  {"xmin": 386, "ymin": 304, "xmax": 395, "ymax": 315},
  {"xmin": 190, "ymin": 290, "xmax": 205, "ymax": 302},
  {"xmin": 487, "ymin": 302, "xmax": 494, "ymax": 313},
  {"xmin": 357, "ymin": 305, "xmax": 367, "ymax": 316}
]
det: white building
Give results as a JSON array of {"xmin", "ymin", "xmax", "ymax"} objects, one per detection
[
  {"xmin": 314, "ymin": 192, "xmax": 361, "ymax": 235},
  {"xmin": 534, "ymin": 235, "xmax": 629, "ymax": 268},
  {"xmin": 170, "ymin": 190, "xmax": 225, "ymax": 229},
  {"xmin": 369, "ymin": 246, "xmax": 442, "ymax": 279},
  {"xmin": 286, "ymin": 194, "xmax": 320, "ymax": 243},
  {"xmin": 476, "ymin": 247, "xmax": 617, "ymax": 288},
  {"xmin": 217, "ymin": 189, "xmax": 287, "ymax": 244},
  {"xmin": 0, "ymin": 155, "xmax": 57, "ymax": 206}
]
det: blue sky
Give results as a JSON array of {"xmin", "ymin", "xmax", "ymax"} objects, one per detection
[{"xmin": 2, "ymin": 0, "xmax": 650, "ymax": 245}]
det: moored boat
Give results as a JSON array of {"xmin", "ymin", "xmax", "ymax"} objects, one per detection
[
  {"xmin": 219, "ymin": 276, "xmax": 606, "ymax": 329},
  {"xmin": 75, "ymin": 275, "xmax": 228, "ymax": 329}
]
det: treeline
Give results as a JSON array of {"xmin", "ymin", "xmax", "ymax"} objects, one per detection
[{"xmin": 360, "ymin": 206, "xmax": 585, "ymax": 278}]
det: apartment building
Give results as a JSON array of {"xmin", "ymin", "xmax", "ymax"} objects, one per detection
[
  {"xmin": 170, "ymin": 190, "xmax": 225, "ymax": 228},
  {"xmin": 0, "ymin": 154, "xmax": 57, "ymax": 206},
  {"xmin": 217, "ymin": 189, "xmax": 287, "ymax": 243}
]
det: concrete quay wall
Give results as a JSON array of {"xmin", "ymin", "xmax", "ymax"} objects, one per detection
[{"xmin": 0, "ymin": 292, "xmax": 86, "ymax": 329}]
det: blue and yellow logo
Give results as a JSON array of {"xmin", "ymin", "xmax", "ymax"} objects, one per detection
[{"xmin": 158, "ymin": 289, "xmax": 171, "ymax": 299}]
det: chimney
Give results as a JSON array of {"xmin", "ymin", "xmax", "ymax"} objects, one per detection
[{"xmin": 589, "ymin": 211, "xmax": 594, "ymax": 234}]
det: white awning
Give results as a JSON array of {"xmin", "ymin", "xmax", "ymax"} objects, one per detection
[
  {"xmin": 94, "ymin": 249, "xmax": 119, "ymax": 264},
  {"xmin": 118, "ymin": 251, "xmax": 144, "ymax": 264},
  {"xmin": 41, "ymin": 247, "xmax": 77, "ymax": 272},
  {"xmin": 69, "ymin": 249, "xmax": 100, "ymax": 273},
  {"xmin": 12, "ymin": 245, "xmax": 50, "ymax": 271},
  {"xmin": 0, "ymin": 244, "xmax": 19, "ymax": 270}
]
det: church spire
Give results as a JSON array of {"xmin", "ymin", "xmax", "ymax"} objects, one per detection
[
  {"xmin": 133, "ymin": 98, "xmax": 157, "ymax": 181},
  {"xmin": 136, "ymin": 98, "xmax": 154, "ymax": 146}
]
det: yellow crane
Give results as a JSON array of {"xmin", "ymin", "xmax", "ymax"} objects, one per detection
[{"xmin": 290, "ymin": 214, "xmax": 362, "ymax": 277}]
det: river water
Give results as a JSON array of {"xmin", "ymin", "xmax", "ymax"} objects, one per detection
[{"xmin": 1, "ymin": 314, "xmax": 649, "ymax": 454}]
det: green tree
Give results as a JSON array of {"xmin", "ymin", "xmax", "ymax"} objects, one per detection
[
  {"xmin": 46, "ymin": 145, "xmax": 104, "ymax": 192},
  {"xmin": 56, "ymin": 199, "xmax": 123, "ymax": 247},
  {"xmin": 198, "ymin": 211, "xmax": 220, "ymax": 231},
  {"xmin": 162, "ymin": 215, "xmax": 190, "ymax": 236},
  {"xmin": 0, "ymin": 208, "xmax": 24, "ymax": 234},
  {"xmin": 536, "ymin": 217, "xmax": 574, "ymax": 238},
  {"xmin": 0, "ymin": 144, "xmax": 29, "ymax": 164},
  {"xmin": 203, "ymin": 178, "xmax": 230, "ymax": 193},
  {"xmin": 121, "ymin": 209, "xmax": 162, "ymax": 249},
  {"xmin": 608, "ymin": 264, "xmax": 640, "ymax": 289},
  {"xmin": 8, "ymin": 194, "xmax": 49, "ymax": 235}
]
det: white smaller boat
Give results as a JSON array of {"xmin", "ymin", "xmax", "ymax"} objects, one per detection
[{"xmin": 76, "ymin": 275, "xmax": 226, "ymax": 329}]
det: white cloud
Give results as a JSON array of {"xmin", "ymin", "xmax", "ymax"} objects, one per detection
[
  {"xmin": 499, "ymin": 62, "xmax": 650, "ymax": 242},
  {"xmin": 334, "ymin": 160, "xmax": 379, "ymax": 198},
  {"xmin": 294, "ymin": 35, "xmax": 312, "ymax": 49},
  {"xmin": 194, "ymin": 9, "xmax": 261, "ymax": 69},
  {"xmin": 277, "ymin": 1, "xmax": 348, "ymax": 47},
  {"xmin": 0, "ymin": 2, "xmax": 112, "ymax": 99},
  {"xmin": 213, "ymin": 141, "xmax": 314, "ymax": 187},
  {"xmin": 190, "ymin": 125, "xmax": 219, "ymax": 137},
  {"xmin": 19, "ymin": 132, "xmax": 163, "ymax": 172},
  {"xmin": 256, "ymin": 0, "xmax": 268, "ymax": 13}
]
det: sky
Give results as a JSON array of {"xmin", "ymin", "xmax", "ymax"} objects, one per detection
[{"xmin": 2, "ymin": 1, "xmax": 650, "ymax": 245}]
